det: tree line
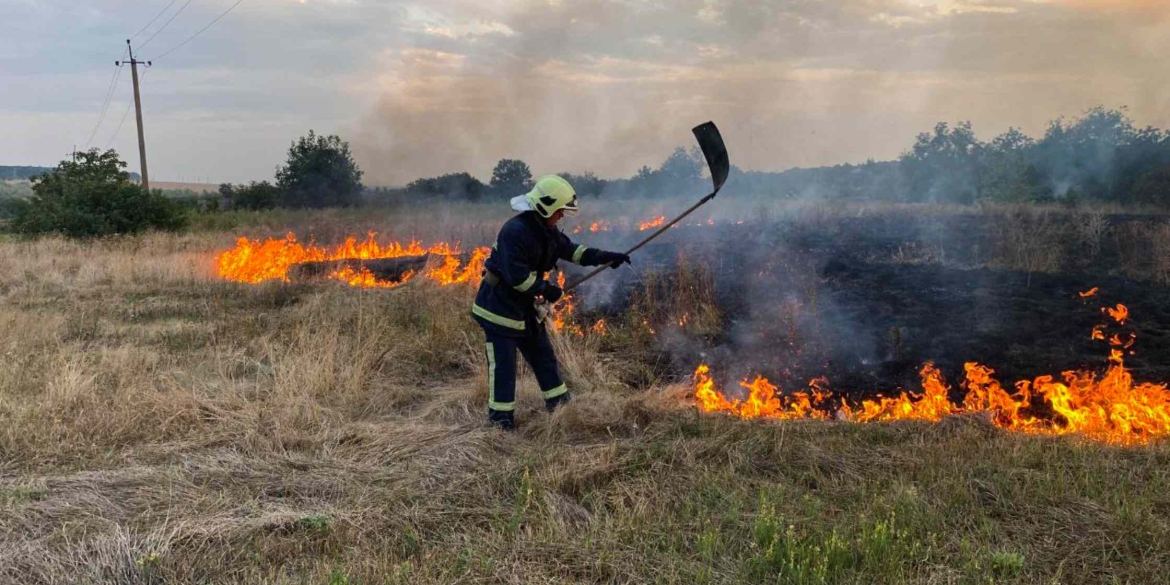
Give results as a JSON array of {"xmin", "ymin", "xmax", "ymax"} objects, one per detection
[
  {"xmin": 4, "ymin": 105, "xmax": 1168, "ymax": 238},
  {"xmin": 383, "ymin": 107, "xmax": 1170, "ymax": 207}
]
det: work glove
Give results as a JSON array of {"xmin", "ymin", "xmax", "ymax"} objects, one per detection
[
  {"xmin": 537, "ymin": 281, "xmax": 564, "ymax": 303},
  {"xmin": 595, "ymin": 250, "xmax": 631, "ymax": 269}
]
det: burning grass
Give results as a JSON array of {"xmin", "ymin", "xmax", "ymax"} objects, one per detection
[{"xmin": 3, "ymin": 206, "xmax": 1170, "ymax": 583}]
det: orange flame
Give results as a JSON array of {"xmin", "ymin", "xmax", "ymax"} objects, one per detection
[
  {"xmin": 215, "ymin": 232, "xmax": 489, "ymax": 289},
  {"xmin": 1103, "ymin": 303, "xmax": 1129, "ymax": 324},
  {"xmin": 572, "ymin": 220, "xmax": 611, "ymax": 235},
  {"xmin": 549, "ymin": 271, "xmax": 579, "ymax": 334},
  {"xmin": 591, "ymin": 319, "xmax": 608, "ymax": 336},
  {"xmin": 638, "ymin": 216, "xmax": 666, "ymax": 231},
  {"xmin": 1079, "ymin": 287, "xmax": 1099, "ymax": 298},
  {"xmin": 694, "ymin": 308, "xmax": 1170, "ymax": 444},
  {"xmin": 331, "ymin": 266, "xmax": 415, "ymax": 289}
]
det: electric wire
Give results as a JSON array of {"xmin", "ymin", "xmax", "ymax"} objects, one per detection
[
  {"xmin": 152, "ymin": 0, "xmax": 249, "ymax": 61},
  {"xmin": 129, "ymin": 0, "xmax": 181, "ymax": 42},
  {"xmin": 84, "ymin": 48, "xmax": 129, "ymax": 148},
  {"xmin": 104, "ymin": 69, "xmax": 147, "ymax": 150},
  {"xmin": 135, "ymin": 0, "xmax": 198, "ymax": 52}
]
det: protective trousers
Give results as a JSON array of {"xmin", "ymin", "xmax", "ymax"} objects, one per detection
[{"xmin": 484, "ymin": 328, "xmax": 568, "ymax": 415}]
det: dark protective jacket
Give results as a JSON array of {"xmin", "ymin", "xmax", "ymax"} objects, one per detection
[{"xmin": 472, "ymin": 211, "xmax": 609, "ymax": 337}]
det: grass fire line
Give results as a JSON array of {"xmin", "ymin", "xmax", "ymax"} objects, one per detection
[
  {"xmin": 215, "ymin": 232, "xmax": 593, "ymax": 334},
  {"xmin": 694, "ymin": 298, "xmax": 1169, "ymax": 445},
  {"xmin": 217, "ymin": 234, "xmax": 1170, "ymax": 445}
]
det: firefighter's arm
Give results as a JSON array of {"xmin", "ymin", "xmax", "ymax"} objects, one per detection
[{"xmin": 556, "ymin": 232, "xmax": 630, "ymax": 267}]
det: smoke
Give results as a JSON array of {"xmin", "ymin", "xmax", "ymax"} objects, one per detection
[{"xmin": 348, "ymin": 0, "xmax": 1169, "ymax": 187}]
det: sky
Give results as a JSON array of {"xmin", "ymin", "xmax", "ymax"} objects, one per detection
[{"xmin": 1, "ymin": 0, "xmax": 1167, "ymax": 185}]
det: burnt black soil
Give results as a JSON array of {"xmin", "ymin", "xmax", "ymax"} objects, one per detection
[{"xmin": 569, "ymin": 213, "xmax": 1170, "ymax": 396}]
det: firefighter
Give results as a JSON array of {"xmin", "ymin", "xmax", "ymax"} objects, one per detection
[{"xmin": 472, "ymin": 175, "xmax": 630, "ymax": 430}]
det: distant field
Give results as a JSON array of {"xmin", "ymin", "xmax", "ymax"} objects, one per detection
[
  {"xmin": 151, "ymin": 180, "xmax": 220, "ymax": 193},
  {"xmin": 1, "ymin": 201, "xmax": 1168, "ymax": 584}
]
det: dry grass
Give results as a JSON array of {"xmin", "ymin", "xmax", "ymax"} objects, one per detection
[
  {"xmin": 2, "ymin": 209, "xmax": 1169, "ymax": 584},
  {"xmin": 988, "ymin": 207, "xmax": 1067, "ymax": 280},
  {"xmin": 1145, "ymin": 221, "xmax": 1170, "ymax": 284}
]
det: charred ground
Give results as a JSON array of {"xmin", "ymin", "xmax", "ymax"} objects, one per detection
[{"xmin": 562, "ymin": 207, "xmax": 1170, "ymax": 401}]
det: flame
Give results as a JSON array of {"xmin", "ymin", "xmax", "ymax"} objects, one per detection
[
  {"xmin": 331, "ymin": 266, "xmax": 414, "ymax": 289},
  {"xmin": 1079, "ymin": 287, "xmax": 1099, "ymax": 298},
  {"xmin": 693, "ymin": 305, "xmax": 1170, "ymax": 444},
  {"xmin": 215, "ymin": 232, "xmax": 489, "ymax": 289},
  {"xmin": 591, "ymin": 319, "xmax": 608, "ymax": 336},
  {"xmin": 571, "ymin": 220, "xmax": 611, "ymax": 235},
  {"xmin": 549, "ymin": 271, "xmax": 579, "ymax": 334},
  {"xmin": 638, "ymin": 216, "xmax": 666, "ymax": 231},
  {"xmin": 426, "ymin": 247, "xmax": 490, "ymax": 285},
  {"xmin": 1103, "ymin": 303, "xmax": 1129, "ymax": 324},
  {"xmin": 693, "ymin": 365, "xmax": 830, "ymax": 420}
]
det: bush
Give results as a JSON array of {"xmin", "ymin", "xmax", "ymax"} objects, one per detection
[
  {"xmin": 404, "ymin": 172, "xmax": 486, "ymax": 201},
  {"xmin": 220, "ymin": 181, "xmax": 280, "ymax": 211},
  {"xmin": 8, "ymin": 149, "xmax": 187, "ymax": 238}
]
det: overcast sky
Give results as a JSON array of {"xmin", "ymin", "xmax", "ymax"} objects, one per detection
[{"xmin": 2, "ymin": 0, "xmax": 1167, "ymax": 185}]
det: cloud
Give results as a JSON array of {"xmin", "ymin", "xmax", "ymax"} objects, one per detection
[
  {"xmin": 1, "ymin": 0, "xmax": 1166, "ymax": 183},
  {"xmin": 349, "ymin": 0, "xmax": 1169, "ymax": 184}
]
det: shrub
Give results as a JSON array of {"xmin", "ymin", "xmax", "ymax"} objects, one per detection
[
  {"xmin": 220, "ymin": 181, "xmax": 280, "ymax": 211},
  {"xmin": 8, "ymin": 149, "xmax": 187, "ymax": 238}
]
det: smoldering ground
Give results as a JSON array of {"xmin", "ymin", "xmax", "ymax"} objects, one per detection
[{"xmin": 557, "ymin": 200, "xmax": 1170, "ymax": 400}]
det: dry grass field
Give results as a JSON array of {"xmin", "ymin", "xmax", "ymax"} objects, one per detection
[{"xmin": 1, "ymin": 203, "xmax": 1169, "ymax": 584}]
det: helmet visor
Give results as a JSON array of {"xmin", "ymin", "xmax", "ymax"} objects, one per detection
[{"xmin": 562, "ymin": 196, "xmax": 579, "ymax": 216}]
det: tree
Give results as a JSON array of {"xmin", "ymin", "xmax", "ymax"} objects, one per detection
[
  {"xmin": 899, "ymin": 121, "xmax": 984, "ymax": 203},
  {"xmin": 979, "ymin": 128, "xmax": 1050, "ymax": 202},
  {"xmin": 559, "ymin": 171, "xmax": 608, "ymax": 198},
  {"xmin": 9, "ymin": 148, "xmax": 186, "ymax": 238},
  {"xmin": 275, "ymin": 130, "xmax": 364, "ymax": 208},
  {"xmin": 659, "ymin": 147, "xmax": 704, "ymax": 183},
  {"xmin": 1034, "ymin": 106, "xmax": 1138, "ymax": 200},
  {"xmin": 490, "ymin": 159, "xmax": 533, "ymax": 197}
]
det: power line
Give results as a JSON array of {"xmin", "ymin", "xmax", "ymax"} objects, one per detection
[
  {"xmin": 129, "ymin": 0, "xmax": 182, "ymax": 41},
  {"xmin": 152, "ymin": 0, "xmax": 248, "ymax": 61},
  {"xmin": 105, "ymin": 101, "xmax": 135, "ymax": 149},
  {"xmin": 135, "ymin": 0, "xmax": 197, "ymax": 52},
  {"xmin": 84, "ymin": 67, "xmax": 120, "ymax": 147},
  {"xmin": 104, "ymin": 70, "xmax": 147, "ymax": 151},
  {"xmin": 84, "ymin": 49, "xmax": 129, "ymax": 148}
]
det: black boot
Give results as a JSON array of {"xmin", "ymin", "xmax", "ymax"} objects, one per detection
[
  {"xmin": 545, "ymin": 392, "xmax": 573, "ymax": 413},
  {"xmin": 488, "ymin": 409, "xmax": 515, "ymax": 431}
]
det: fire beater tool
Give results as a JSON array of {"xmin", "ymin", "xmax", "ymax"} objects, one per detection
[{"xmin": 537, "ymin": 120, "xmax": 729, "ymax": 322}]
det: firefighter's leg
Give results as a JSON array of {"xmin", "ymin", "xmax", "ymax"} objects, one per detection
[
  {"xmin": 518, "ymin": 327, "xmax": 570, "ymax": 412},
  {"xmin": 484, "ymin": 334, "xmax": 518, "ymax": 430}
]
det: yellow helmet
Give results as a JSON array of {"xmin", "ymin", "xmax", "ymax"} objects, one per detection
[{"xmin": 525, "ymin": 175, "xmax": 578, "ymax": 218}]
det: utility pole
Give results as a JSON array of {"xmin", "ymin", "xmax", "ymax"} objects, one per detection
[{"xmin": 117, "ymin": 40, "xmax": 151, "ymax": 191}]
